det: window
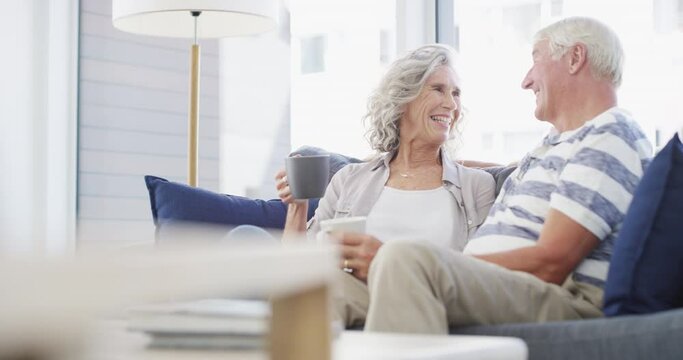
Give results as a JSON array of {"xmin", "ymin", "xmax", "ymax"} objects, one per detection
[
  {"xmin": 300, "ymin": 35, "xmax": 327, "ymax": 74},
  {"xmin": 442, "ymin": 0, "xmax": 683, "ymax": 163},
  {"xmin": 550, "ymin": 0, "xmax": 563, "ymax": 17},
  {"xmin": 379, "ymin": 29, "xmax": 396, "ymax": 64},
  {"xmin": 447, "ymin": 1, "xmax": 547, "ymax": 163},
  {"xmin": 653, "ymin": 0, "xmax": 683, "ymax": 33},
  {"xmin": 290, "ymin": 0, "xmax": 397, "ymax": 159},
  {"xmin": 502, "ymin": 4, "xmax": 541, "ymax": 45}
]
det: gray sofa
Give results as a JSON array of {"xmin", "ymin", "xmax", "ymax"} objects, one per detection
[
  {"xmin": 145, "ymin": 145, "xmax": 683, "ymax": 360},
  {"xmin": 455, "ymin": 307, "xmax": 683, "ymax": 359},
  {"xmin": 454, "ymin": 138, "xmax": 683, "ymax": 359}
]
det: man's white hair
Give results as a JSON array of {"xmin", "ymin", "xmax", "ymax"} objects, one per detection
[{"xmin": 535, "ymin": 17, "xmax": 624, "ymax": 87}]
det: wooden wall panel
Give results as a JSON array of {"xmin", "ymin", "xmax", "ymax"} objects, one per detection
[{"xmin": 78, "ymin": 0, "xmax": 220, "ymax": 246}]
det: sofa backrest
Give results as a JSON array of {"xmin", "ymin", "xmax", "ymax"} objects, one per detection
[
  {"xmin": 145, "ymin": 147, "xmax": 513, "ymax": 234},
  {"xmin": 289, "ymin": 145, "xmax": 363, "ymax": 182}
]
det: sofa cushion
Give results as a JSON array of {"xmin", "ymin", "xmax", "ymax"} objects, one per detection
[
  {"xmin": 481, "ymin": 165, "xmax": 517, "ymax": 197},
  {"xmin": 144, "ymin": 175, "xmax": 318, "ymax": 230},
  {"xmin": 144, "ymin": 147, "xmax": 362, "ymax": 233},
  {"xmin": 603, "ymin": 134, "xmax": 683, "ymax": 316}
]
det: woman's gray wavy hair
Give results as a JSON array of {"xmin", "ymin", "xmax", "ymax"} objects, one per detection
[{"xmin": 364, "ymin": 44, "xmax": 459, "ymax": 153}]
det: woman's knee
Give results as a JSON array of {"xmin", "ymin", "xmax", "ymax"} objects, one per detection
[{"xmin": 224, "ymin": 225, "xmax": 278, "ymax": 243}]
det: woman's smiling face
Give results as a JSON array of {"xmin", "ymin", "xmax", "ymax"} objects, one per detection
[{"xmin": 400, "ymin": 65, "xmax": 461, "ymax": 146}]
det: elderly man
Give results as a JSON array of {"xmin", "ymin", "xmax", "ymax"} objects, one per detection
[{"xmin": 338, "ymin": 17, "xmax": 653, "ymax": 333}]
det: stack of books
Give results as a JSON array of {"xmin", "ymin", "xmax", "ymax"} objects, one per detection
[{"xmin": 126, "ymin": 298, "xmax": 270, "ymax": 350}]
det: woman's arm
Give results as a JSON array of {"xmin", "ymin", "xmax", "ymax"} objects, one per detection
[
  {"xmin": 275, "ymin": 169, "xmax": 309, "ymax": 240},
  {"xmin": 283, "ymin": 203, "xmax": 309, "ymax": 238},
  {"xmin": 276, "ymin": 165, "xmax": 350, "ymax": 242},
  {"xmin": 473, "ymin": 171, "xmax": 496, "ymax": 223}
]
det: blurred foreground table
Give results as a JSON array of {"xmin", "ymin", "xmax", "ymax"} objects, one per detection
[
  {"xmin": 0, "ymin": 242, "xmax": 337, "ymax": 360},
  {"xmin": 0, "ymin": 241, "xmax": 527, "ymax": 360},
  {"xmin": 87, "ymin": 323, "xmax": 528, "ymax": 360}
]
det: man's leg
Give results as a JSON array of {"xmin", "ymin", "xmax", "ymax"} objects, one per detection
[
  {"xmin": 333, "ymin": 271, "xmax": 370, "ymax": 328},
  {"xmin": 364, "ymin": 241, "xmax": 603, "ymax": 334}
]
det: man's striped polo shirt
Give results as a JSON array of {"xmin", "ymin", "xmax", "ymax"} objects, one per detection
[{"xmin": 465, "ymin": 107, "xmax": 653, "ymax": 288}]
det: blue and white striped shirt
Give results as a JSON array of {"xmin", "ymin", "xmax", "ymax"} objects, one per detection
[{"xmin": 464, "ymin": 107, "xmax": 653, "ymax": 288}]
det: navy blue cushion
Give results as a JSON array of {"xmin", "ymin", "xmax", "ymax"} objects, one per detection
[
  {"xmin": 603, "ymin": 134, "xmax": 683, "ymax": 316},
  {"xmin": 144, "ymin": 147, "xmax": 362, "ymax": 233},
  {"xmin": 144, "ymin": 175, "xmax": 318, "ymax": 230}
]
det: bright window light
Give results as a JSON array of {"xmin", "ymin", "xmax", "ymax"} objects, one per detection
[
  {"xmin": 445, "ymin": 0, "xmax": 683, "ymax": 163},
  {"xmin": 290, "ymin": 0, "xmax": 396, "ymax": 159}
]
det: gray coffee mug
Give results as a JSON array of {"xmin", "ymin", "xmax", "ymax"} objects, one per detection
[{"xmin": 285, "ymin": 155, "xmax": 330, "ymax": 199}]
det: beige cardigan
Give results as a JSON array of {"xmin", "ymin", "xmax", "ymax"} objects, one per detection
[{"xmin": 307, "ymin": 151, "xmax": 496, "ymax": 251}]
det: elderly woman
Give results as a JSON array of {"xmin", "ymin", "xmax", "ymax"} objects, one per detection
[{"xmin": 276, "ymin": 44, "xmax": 495, "ymax": 282}]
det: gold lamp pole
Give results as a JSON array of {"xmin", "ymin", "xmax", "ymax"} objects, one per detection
[
  {"xmin": 188, "ymin": 11, "xmax": 201, "ymax": 187},
  {"xmin": 112, "ymin": 0, "xmax": 278, "ymax": 187}
]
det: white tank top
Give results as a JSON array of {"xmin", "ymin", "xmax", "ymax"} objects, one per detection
[{"xmin": 365, "ymin": 186, "xmax": 458, "ymax": 249}]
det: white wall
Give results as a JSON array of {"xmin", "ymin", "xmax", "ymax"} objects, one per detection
[
  {"xmin": 0, "ymin": 0, "xmax": 78, "ymax": 255},
  {"xmin": 77, "ymin": 0, "xmax": 221, "ymax": 248}
]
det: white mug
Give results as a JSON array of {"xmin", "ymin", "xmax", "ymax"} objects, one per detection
[{"xmin": 316, "ymin": 216, "xmax": 367, "ymax": 243}]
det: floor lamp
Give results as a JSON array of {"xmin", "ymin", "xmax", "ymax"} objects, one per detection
[{"xmin": 112, "ymin": 0, "xmax": 277, "ymax": 187}]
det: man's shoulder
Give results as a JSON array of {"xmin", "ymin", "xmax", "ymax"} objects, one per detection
[
  {"xmin": 579, "ymin": 108, "xmax": 647, "ymax": 143},
  {"xmin": 565, "ymin": 108, "xmax": 652, "ymax": 162}
]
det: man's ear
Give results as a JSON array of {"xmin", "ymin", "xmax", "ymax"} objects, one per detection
[{"xmin": 568, "ymin": 43, "xmax": 588, "ymax": 75}]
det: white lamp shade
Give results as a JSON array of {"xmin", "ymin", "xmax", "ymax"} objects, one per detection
[{"xmin": 112, "ymin": 0, "xmax": 278, "ymax": 38}]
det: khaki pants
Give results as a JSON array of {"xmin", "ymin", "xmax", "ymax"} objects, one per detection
[{"xmin": 334, "ymin": 241, "xmax": 604, "ymax": 334}]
